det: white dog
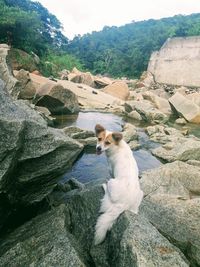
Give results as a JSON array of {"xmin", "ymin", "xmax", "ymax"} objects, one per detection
[{"xmin": 94, "ymin": 124, "xmax": 143, "ymax": 245}]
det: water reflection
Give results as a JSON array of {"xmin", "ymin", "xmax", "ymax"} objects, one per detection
[{"xmin": 54, "ymin": 112, "xmax": 124, "ymax": 132}]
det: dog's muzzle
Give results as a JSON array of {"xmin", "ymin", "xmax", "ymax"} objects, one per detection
[{"xmin": 96, "ymin": 145, "xmax": 102, "ymax": 155}]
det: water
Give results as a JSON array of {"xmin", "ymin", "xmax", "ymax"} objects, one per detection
[
  {"xmin": 60, "ymin": 112, "xmax": 162, "ymax": 183},
  {"xmin": 54, "ymin": 112, "xmax": 123, "ymax": 132}
]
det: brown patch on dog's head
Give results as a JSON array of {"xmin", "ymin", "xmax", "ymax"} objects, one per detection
[
  {"xmin": 112, "ymin": 132, "xmax": 123, "ymax": 144},
  {"xmin": 95, "ymin": 124, "xmax": 106, "ymax": 142},
  {"xmin": 95, "ymin": 124, "xmax": 105, "ymax": 136}
]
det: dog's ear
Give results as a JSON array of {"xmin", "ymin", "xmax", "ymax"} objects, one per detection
[
  {"xmin": 112, "ymin": 132, "xmax": 123, "ymax": 143},
  {"xmin": 95, "ymin": 124, "xmax": 105, "ymax": 136}
]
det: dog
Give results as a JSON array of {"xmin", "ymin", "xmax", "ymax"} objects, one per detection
[{"xmin": 94, "ymin": 124, "xmax": 143, "ymax": 245}]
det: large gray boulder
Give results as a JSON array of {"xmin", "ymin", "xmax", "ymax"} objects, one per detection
[
  {"xmin": 140, "ymin": 161, "xmax": 200, "ymax": 266},
  {"xmin": 0, "ymin": 205, "xmax": 86, "ymax": 267},
  {"xmin": 152, "ymin": 137, "xmax": 200, "ymax": 162},
  {"xmin": 0, "ymin": 175, "xmax": 194, "ymax": 267},
  {"xmin": 36, "ymin": 83, "xmax": 80, "ymax": 115},
  {"xmin": 0, "ymin": 79, "xmax": 83, "ymax": 228},
  {"xmin": 91, "ymin": 212, "xmax": 189, "ymax": 267}
]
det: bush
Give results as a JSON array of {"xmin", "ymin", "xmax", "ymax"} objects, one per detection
[{"xmin": 39, "ymin": 53, "xmax": 85, "ymax": 77}]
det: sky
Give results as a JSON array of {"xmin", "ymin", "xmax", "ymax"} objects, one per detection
[{"xmin": 38, "ymin": 0, "xmax": 200, "ymax": 39}]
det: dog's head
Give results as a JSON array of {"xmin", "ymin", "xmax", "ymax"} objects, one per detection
[{"xmin": 95, "ymin": 124, "xmax": 123, "ymax": 155}]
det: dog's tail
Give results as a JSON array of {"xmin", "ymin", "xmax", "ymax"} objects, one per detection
[{"xmin": 94, "ymin": 206, "xmax": 123, "ymax": 245}]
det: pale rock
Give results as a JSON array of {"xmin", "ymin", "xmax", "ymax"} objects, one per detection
[
  {"xmin": 175, "ymin": 118, "xmax": 187, "ymax": 125},
  {"xmin": 122, "ymin": 123, "xmax": 138, "ymax": 143},
  {"xmin": 142, "ymin": 91, "xmax": 171, "ymax": 114},
  {"xmin": 186, "ymin": 92, "xmax": 200, "ymax": 107},
  {"xmin": 127, "ymin": 110, "xmax": 142, "ymax": 121},
  {"xmin": 102, "ymin": 81, "xmax": 130, "ymax": 101},
  {"xmin": 169, "ymin": 92, "xmax": 200, "ymax": 123}
]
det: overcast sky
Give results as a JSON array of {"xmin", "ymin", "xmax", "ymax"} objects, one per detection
[{"xmin": 37, "ymin": 0, "xmax": 200, "ymax": 39}]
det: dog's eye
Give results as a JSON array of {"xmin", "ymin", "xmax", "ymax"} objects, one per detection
[
  {"xmin": 98, "ymin": 138, "xmax": 102, "ymax": 141},
  {"xmin": 105, "ymin": 141, "xmax": 111, "ymax": 145}
]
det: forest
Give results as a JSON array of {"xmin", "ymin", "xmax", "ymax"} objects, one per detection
[{"xmin": 1, "ymin": 0, "xmax": 200, "ymax": 78}]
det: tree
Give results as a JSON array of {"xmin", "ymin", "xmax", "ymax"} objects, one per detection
[{"xmin": 67, "ymin": 13, "xmax": 200, "ymax": 78}]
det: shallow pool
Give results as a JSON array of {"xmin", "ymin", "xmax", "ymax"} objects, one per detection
[{"xmin": 60, "ymin": 112, "xmax": 162, "ymax": 183}]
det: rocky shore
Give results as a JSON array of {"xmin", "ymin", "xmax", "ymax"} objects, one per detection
[{"xmin": 0, "ymin": 43, "xmax": 200, "ymax": 267}]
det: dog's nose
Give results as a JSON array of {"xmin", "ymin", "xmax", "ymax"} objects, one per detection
[{"xmin": 96, "ymin": 146, "xmax": 102, "ymax": 152}]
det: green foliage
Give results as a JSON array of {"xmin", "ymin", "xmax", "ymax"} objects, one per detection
[
  {"xmin": 8, "ymin": 48, "xmax": 37, "ymax": 72},
  {"xmin": 39, "ymin": 53, "xmax": 84, "ymax": 77},
  {"xmin": 0, "ymin": 0, "xmax": 68, "ymax": 56},
  {"xmin": 67, "ymin": 13, "xmax": 200, "ymax": 78}
]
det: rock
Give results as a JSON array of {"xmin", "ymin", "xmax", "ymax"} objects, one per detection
[
  {"xmin": 7, "ymin": 48, "xmax": 38, "ymax": 72},
  {"xmin": 49, "ymin": 181, "xmax": 189, "ymax": 267},
  {"xmin": 142, "ymin": 91, "xmax": 171, "ymax": 114},
  {"xmin": 126, "ymin": 79, "xmax": 138, "ymax": 89},
  {"xmin": 140, "ymin": 161, "xmax": 200, "ymax": 266},
  {"xmin": 91, "ymin": 212, "xmax": 189, "ymax": 267},
  {"xmin": 48, "ymin": 183, "xmax": 104, "ymax": 263},
  {"xmin": 124, "ymin": 100, "xmax": 136, "ymax": 113},
  {"xmin": 186, "ymin": 92, "xmax": 200, "ymax": 107},
  {"xmin": 63, "ymin": 126, "xmax": 95, "ymax": 139},
  {"xmin": 28, "ymin": 72, "xmax": 124, "ymax": 111},
  {"xmin": 148, "ymin": 36, "xmax": 200, "ymax": 87},
  {"xmin": 126, "ymin": 110, "xmax": 142, "ymax": 121},
  {"xmin": 36, "ymin": 83, "xmax": 80, "ymax": 115},
  {"xmin": 0, "ymin": 79, "xmax": 83, "ymax": 226},
  {"xmin": 169, "ymin": 92, "xmax": 200, "ymax": 123},
  {"xmin": 141, "ymin": 161, "xmax": 200, "ymax": 198},
  {"xmin": 59, "ymin": 69, "xmax": 70, "ymax": 80},
  {"xmin": 128, "ymin": 140, "xmax": 141, "ymax": 150},
  {"xmin": 186, "ymin": 159, "xmax": 200, "ymax": 167},
  {"xmin": 94, "ymin": 76, "xmax": 111, "ymax": 89},
  {"xmin": 102, "ymin": 81, "xmax": 130, "ymax": 101},
  {"xmin": 146, "ymin": 125, "xmax": 184, "ymax": 144},
  {"xmin": 175, "ymin": 118, "xmax": 187, "ymax": 125},
  {"xmin": 122, "ymin": 123, "xmax": 138, "ymax": 143},
  {"xmin": 56, "ymin": 178, "xmax": 85, "ymax": 192},
  {"xmin": 151, "ymin": 88, "xmax": 170, "ymax": 99},
  {"xmin": 125, "ymin": 100, "xmax": 168, "ymax": 123},
  {"xmin": 78, "ymin": 137, "xmax": 97, "ymax": 148},
  {"xmin": 136, "ymin": 71, "xmax": 155, "ymax": 88},
  {"xmin": 0, "ymin": 205, "xmax": 86, "ymax": 267},
  {"xmin": 0, "ymin": 44, "xmax": 18, "ymax": 96},
  {"xmin": 70, "ymin": 71, "xmax": 95, "ymax": 87},
  {"xmin": 152, "ymin": 137, "xmax": 200, "ymax": 162},
  {"xmin": 31, "ymin": 70, "xmax": 42, "ymax": 76},
  {"xmin": 15, "ymin": 69, "xmax": 36, "ymax": 99},
  {"xmin": 135, "ymin": 104, "xmax": 168, "ymax": 123},
  {"xmin": 34, "ymin": 106, "xmax": 55, "ymax": 126}
]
